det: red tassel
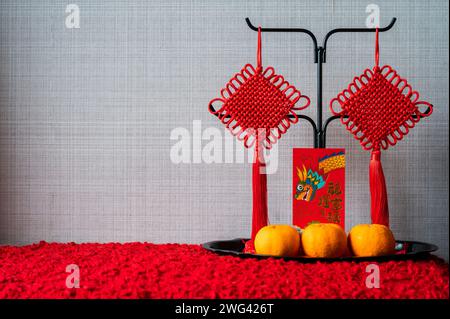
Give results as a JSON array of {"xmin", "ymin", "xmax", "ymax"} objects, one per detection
[
  {"xmin": 251, "ymin": 138, "xmax": 269, "ymax": 240},
  {"xmin": 369, "ymin": 150, "xmax": 389, "ymax": 226}
]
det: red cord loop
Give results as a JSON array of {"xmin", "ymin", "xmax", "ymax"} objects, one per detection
[
  {"xmin": 375, "ymin": 28, "xmax": 379, "ymax": 68},
  {"xmin": 257, "ymin": 26, "xmax": 262, "ymax": 70}
]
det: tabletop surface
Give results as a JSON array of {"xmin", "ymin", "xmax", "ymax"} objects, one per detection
[{"xmin": 0, "ymin": 241, "xmax": 448, "ymax": 299}]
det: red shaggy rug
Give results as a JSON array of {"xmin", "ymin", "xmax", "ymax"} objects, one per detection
[{"xmin": 0, "ymin": 242, "xmax": 448, "ymax": 299}]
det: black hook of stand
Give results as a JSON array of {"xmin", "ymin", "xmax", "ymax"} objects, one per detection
[
  {"xmin": 322, "ymin": 18, "xmax": 397, "ymax": 62},
  {"xmin": 245, "ymin": 18, "xmax": 319, "ymax": 63},
  {"xmin": 245, "ymin": 17, "xmax": 402, "ymax": 148}
]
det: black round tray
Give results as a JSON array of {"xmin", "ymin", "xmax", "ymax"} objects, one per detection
[{"xmin": 202, "ymin": 238, "xmax": 438, "ymax": 262}]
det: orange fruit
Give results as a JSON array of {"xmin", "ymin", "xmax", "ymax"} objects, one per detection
[
  {"xmin": 301, "ymin": 223, "xmax": 347, "ymax": 258},
  {"xmin": 348, "ymin": 224, "xmax": 395, "ymax": 257},
  {"xmin": 254, "ymin": 225, "xmax": 301, "ymax": 257}
]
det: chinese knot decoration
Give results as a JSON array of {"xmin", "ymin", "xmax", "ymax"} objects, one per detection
[
  {"xmin": 330, "ymin": 28, "xmax": 433, "ymax": 227},
  {"xmin": 209, "ymin": 27, "xmax": 310, "ymax": 241}
]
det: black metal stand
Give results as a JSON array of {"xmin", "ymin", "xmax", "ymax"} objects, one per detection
[{"xmin": 245, "ymin": 17, "xmax": 398, "ymax": 148}]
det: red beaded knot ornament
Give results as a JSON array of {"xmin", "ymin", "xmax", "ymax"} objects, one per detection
[
  {"xmin": 330, "ymin": 28, "xmax": 433, "ymax": 227},
  {"xmin": 209, "ymin": 27, "xmax": 310, "ymax": 244}
]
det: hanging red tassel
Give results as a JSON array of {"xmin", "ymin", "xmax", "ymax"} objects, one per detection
[
  {"xmin": 251, "ymin": 135, "xmax": 268, "ymax": 240},
  {"xmin": 369, "ymin": 150, "xmax": 389, "ymax": 226}
]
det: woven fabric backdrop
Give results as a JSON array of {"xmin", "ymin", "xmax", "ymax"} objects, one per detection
[{"xmin": 0, "ymin": 0, "xmax": 448, "ymax": 260}]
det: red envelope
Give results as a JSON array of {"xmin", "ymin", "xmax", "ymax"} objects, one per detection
[{"xmin": 293, "ymin": 148, "xmax": 345, "ymax": 229}]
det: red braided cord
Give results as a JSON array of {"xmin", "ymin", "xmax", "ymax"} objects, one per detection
[
  {"xmin": 209, "ymin": 25, "xmax": 310, "ymax": 150},
  {"xmin": 330, "ymin": 64, "xmax": 433, "ymax": 151},
  {"xmin": 209, "ymin": 63, "xmax": 310, "ymax": 149}
]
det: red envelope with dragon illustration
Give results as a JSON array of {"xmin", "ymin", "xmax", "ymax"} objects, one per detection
[{"xmin": 293, "ymin": 148, "xmax": 345, "ymax": 229}]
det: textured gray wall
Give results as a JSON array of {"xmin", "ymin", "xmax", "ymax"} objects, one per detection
[{"xmin": 0, "ymin": 0, "xmax": 448, "ymax": 260}]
